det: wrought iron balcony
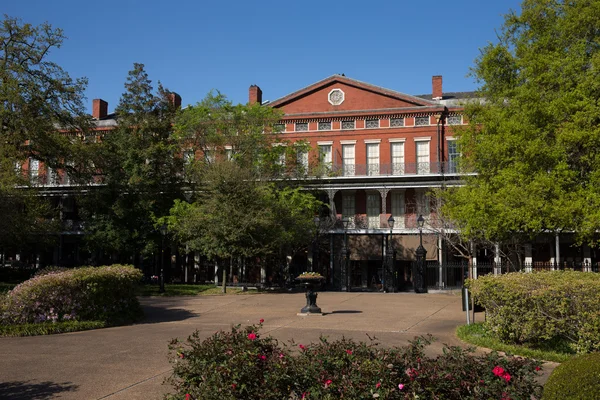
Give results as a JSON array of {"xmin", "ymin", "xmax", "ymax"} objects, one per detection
[{"xmin": 311, "ymin": 161, "xmax": 462, "ymax": 178}]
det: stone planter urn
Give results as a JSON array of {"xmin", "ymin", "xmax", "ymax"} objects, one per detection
[{"xmin": 296, "ymin": 273, "xmax": 326, "ymax": 314}]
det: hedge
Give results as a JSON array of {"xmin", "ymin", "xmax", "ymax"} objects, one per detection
[
  {"xmin": 468, "ymin": 271, "xmax": 600, "ymax": 353},
  {"xmin": 0, "ymin": 265, "xmax": 143, "ymax": 326}
]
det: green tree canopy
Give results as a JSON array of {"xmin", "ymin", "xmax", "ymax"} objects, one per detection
[
  {"xmin": 79, "ymin": 63, "xmax": 184, "ymax": 257},
  {"xmin": 440, "ymin": 0, "xmax": 600, "ymax": 245},
  {"xmin": 0, "ymin": 15, "xmax": 89, "ymax": 248}
]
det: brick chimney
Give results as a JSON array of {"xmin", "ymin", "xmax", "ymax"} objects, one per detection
[
  {"xmin": 169, "ymin": 92, "xmax": 182, "ymax": 108},
  {"xmin": 249, "ymin": 85, "xmax": 263, "ymax": 105},
  {"xmin": 92, "ymin": 99, "xmax": 108, "ymax": 119},
  {"xmin": 432, "ymin": 76, "xmax": 443, "ymax": 100}
]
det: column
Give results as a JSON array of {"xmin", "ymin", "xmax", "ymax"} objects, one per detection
[
  {"xmin": 583, "ymin": 244, "xmax": 592, "ymax": 272},
  {"xmin": 494, "ymin": 243, "xmax": 501, "ymax": 274},
  {"xmin": 554, "ymin": 234, "xmax": 560, "ymax": 270},
  {"xmin": 330, "ymin": 238, "xmax": 335, "ymax": 288},
  {"xmin": 525, "ymin": 244, "xmax": 533, "ymax": 272},
  {"xmin": 438, "ymin": 235, "xmax": 445, "ymax": 289}
]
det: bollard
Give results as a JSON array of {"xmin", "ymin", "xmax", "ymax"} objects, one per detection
[{"xmin": 222, "ymin": 269, "xmax": 226, "ymax": 294}]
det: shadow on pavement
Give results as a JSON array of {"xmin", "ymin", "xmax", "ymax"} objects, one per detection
[
  {"xmin": 139, "ymin": 304, "xmax": 199, "ymax": 324},
  {"xmin": 0, "ymin": 380, "xmax": 78, "ymax": 400},
  {"xmin": 328, "ymin": 310, "xmax": 363, "ymax": 314}
]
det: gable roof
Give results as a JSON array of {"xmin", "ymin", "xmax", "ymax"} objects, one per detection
[{"xmin": 267, "ymin": 74, "xmax": 438, "ymax": 108}]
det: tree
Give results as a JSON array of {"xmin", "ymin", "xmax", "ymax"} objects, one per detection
[
  {"xmin": 165, "ymin": 93, "xmax": 320, "ymax": 277},
  {"xmin": 0, "ymin": 15, "xmax": 89, "ymax": 250},
  {"xmin": 79, "ymin": 63, "xmax": 184, "ymax": 262},
  {"xmin": 439, "ymin": 0, "xmax": 600, "ymax": 246}
]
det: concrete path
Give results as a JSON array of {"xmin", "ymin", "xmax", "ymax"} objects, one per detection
[{"xmin": 0, "ymin": 292, "xmax": 532, "ymax": 399}]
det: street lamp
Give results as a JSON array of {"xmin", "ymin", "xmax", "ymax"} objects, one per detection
[
  {"xmin": 312, "ymin": 216, "xmax": 320, "ymax": 273},
  {"xmin": 159, "ymin": 224, "xmax": 167, "ymax": 293},
  {"xmin": 341, "ymin": 217, "xmax": 351, "ymax": 292},
  {"xmin": 385, "ymin": 215, "xmax": 395, "ymax": 292},
  {"xmin": 414, "ymin": 214, "xmax": 427, "ymax": 293}
]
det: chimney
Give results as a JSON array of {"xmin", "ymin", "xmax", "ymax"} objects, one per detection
[
  {"xmin": 432, "ymin": 76, "xmax": 443, "ymax": 100},
  {"xmin": 92, "ymin": 99, "xmax": 108, "ymax": 119},
  {"xmin": 249, "ymin": 85, "xmax": 263, "ymax": 105},
  {"xmin": 169, "ymin": 92, "xmax": 182, "ymax": 108}
]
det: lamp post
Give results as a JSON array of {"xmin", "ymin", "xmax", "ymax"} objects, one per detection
[
  {"xmin": 341, "ymin": 217, "xmax": 351, "ymax": 292},
  {"xmin": 312, "ymin": 216, "xmax": 320, "ymax": 273},
  {"xmin": 414, "ymin": 215, "xmax": 427, "ymax": 293},
  {"xmin": 385, "ymin": 215, "xmax": 395, "ymax": 293},
  {"xmin": 159, "ymin": 224, "xmax": 167, "ymax": 294}
]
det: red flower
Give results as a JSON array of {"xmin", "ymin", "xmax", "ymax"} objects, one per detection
[
  {"xmin": 258, "ymin": 355, "xmax": 267, "ymax": 360},
  {"xmin": 247, "ymin": 332, "xmax": 257, "ymax": 340},
  {"xmin": 501, "ymin": 392, "xmax": 511, "ymax": 400},
  {"xmin": 535, "ymin": 366, "xmax": 542, "ymax": 371},
  {"xmin": 502, "ymin": 373, "xmax": 511, "ymax": 382},
  {"xmin": 259, "ymin": 318, "xmax": 265, "ymax": 323},
  {"xmin": 325, "ymin": 379, "xmax": 332, "ymax": 385},
  {"xmin": 185, "ymin": 395, "xmax": 191, "ymax": 400},
  {"xmin": 376, "ymin": 382, "xmax": 381, "ymax": 389},
  {"xmin": 346, "ymin": 349, "xmax": 353, "ymax": 355},
  {"xmin": 178, "ymin": 352, "xmax": 185, "ymax": 359},
  {"xmin": 232, "ymin": 383, "xmax": 237, "ymax": 390},
  {"xmin": 299, "ymin": 344, "xmax": 306, "ymax": 350},
  {"xmin": 301, "ymin": 392, "xmax": 309, "ymax": 399},
  {"xmin": 492, "ymin": 366, "xmax": 505, "ymax": 377}
]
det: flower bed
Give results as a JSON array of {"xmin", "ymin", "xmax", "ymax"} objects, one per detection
[
  {"xmin": 0, "ymin": 264, "xmax": 143, "ymax": 327},
  {"xmin": 166, "ymin": 322, "xmax": 543, "ymax": 400}
]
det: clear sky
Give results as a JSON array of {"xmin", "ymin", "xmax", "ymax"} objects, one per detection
[{"xmin": 4, "ymin": 1, "xmax": 521, "ymax": 113}]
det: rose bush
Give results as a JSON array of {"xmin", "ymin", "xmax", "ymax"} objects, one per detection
[
  {"xmin": 166, "ymin": 323, "xmax": 543, "ymax": 400},
  {"xmin": 0, "ymin": 264, "xmax": 143, "ymax": 325}
]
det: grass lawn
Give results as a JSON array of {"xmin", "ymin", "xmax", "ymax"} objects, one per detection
[
  {"xmin": 456, "ymin": 322, "xmax": 575, "ymax": 363},
  {"xmin": 136, "ymin": 283, "xmax": 258, "ymax": 296}
]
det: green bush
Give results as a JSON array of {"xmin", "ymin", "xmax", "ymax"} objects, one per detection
[
  {"xmin": 468, "ymin": 271, "xmax": 600, "ymax": 353},
  {"xmin": 0, "ymin": 264, "xmax": 143, "ymax": 326},
  {"xmin": 542, "ymin": 353, "xmax": 600, "ymax": 400},
  {"xmin": 166, "ymin": 322, "xmax": 543, "ymax": 400}
]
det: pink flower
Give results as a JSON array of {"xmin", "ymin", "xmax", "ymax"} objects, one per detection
[
  {"xmin": 178, "ymin": 352, "xmax": 185, "ymax": 359},
  {"xmin": 346, "ymin": 349, "xmax": 353, "ymax": 355},
  {"xmin": 259, "ymin": 318, "xmax": 265, "ymax": 323},
  {"xmin": 279, "ymin": 353, "xmax": 285, "ymax": 359},
  {"xmin": 259, "ymin": 355, "xmax": 267, "ymax": 360},
  {"xmin": 493, "ymin": 366, "xmax": 505, "ymax": 377},
  {"xmin": 299, "ymin": 344, "xmax": 306, "ymax": 350},
  {"xmin": 376, "ymin": 382, "xmax": 381, "ymax": 389},
  {"xmin": 325, "ymin": 379, "xmax": 332, "ymax": 386},
  {"xmin": 502, "ymin": 373, "xmax": 511, "ymax": 382},
  {"xmin": 185, "ymin": 395, "xmax": 191, "ymax": 400},
  {"xmin": 247, "ymin": 332, "xmax": 257, "ymax": 340},
  {"xmin": 398, "ymin": 383, "xmax": 404, "ymax": 390},
  {"xmin": 301, "ymin": 392, "xmax": 309, "ymax": 399}
]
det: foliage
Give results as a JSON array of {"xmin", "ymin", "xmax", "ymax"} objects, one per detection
[
  {"xmin": 456, "ymin": 323, "xmax": 573, "ymax": 363},
  {"xmin": 79, "ymin": 63, "xmax": 184, "ymax": 258},
  {"xmin": 468, "ymin": 271, "xmax": 600, "ymax": 353},
  {"xmin": 0, "ymin": 282, "xmax": 17, "ymax": 294},
  {"xmin": 542, "ymin": 353, "xmax": 600, "ymax": 400},
  {"xmin": 166, "ymin": 161, "xmax": 321, "ymax": 261},
  {"xmin": 0, "ymin": 15, "xmax": 89, "ymax": 248},
  {"xmin": 0, "ymin": 320, "xmax": 106, "ymax": 337},
  {"xmin": 166, "ymin": 323, "xmax": 543, "ymax": 400},
  {"xmin": 0, "ymin": 265, "xmax": 143, "ymax": 325},
  {"xmin": 439, "ymin": 0, "xmax": 600, "ymax": 245}
]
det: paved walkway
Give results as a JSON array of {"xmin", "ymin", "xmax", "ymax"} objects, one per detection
[{"xmin": 0, "ymin": 292, "xmax": 547, "ymax": 399}]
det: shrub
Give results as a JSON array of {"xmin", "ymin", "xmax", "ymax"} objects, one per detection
[
  {"xmin": 468, "ymin": 271, "xmax": 600, "ymax": 353},
  {"xmin": 0, "ymin": 264, "xmax": 143, "ymax": 325},
  {"xmin": 542, "ymin": 353, "xmax": 600, "ymax": 400},
  {"xmin": 166, "ymin": 323, "xmax": 543, "ymax": 400}
]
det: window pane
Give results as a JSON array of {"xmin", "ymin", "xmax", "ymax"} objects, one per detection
[
  {"xmin": 342, "ymin": 144, "xmax": 355, "ymax": 176},
  {"xmin": 416, "ymin": 141, "xmax": 430, "ymax": 174},
  {"xmin": 367, "ymin": 193, "xmax": 380, "ymax": 228},
  {"xmin": 390, "ymin": 118, "xmax": 405, "ymax": 127},
  {"xmin": 447, "ymin": 115, "xmax": 462, "ymax": 125},
  {"xmin": 296, "ymin": 122, "xmax": 308, "ymax": 131},
  {"xmin": 365, "ymin": 119, "xmax": 379, "ymax": 129},
  {"xmin": 341, "ymin": 120, "xmax": 355, "ymax": 130},
  {"xmin": 391, "ymin": 142, "xmax": 405, "ymax": 175},
  {"xmin": 415, "ymin": 116, "xmax": 429, "ymax": 126}
]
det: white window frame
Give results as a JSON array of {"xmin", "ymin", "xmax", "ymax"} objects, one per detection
[
  {"xmin": 414, "ymin": 116, "xmax": 430, "ymax": 126},
  {"xmin": 341, "ymin": 120, "xmax": 355, "ymax": 130},
  {"xmin": 366, "ymin": 142, "xmax": 380, "ymax": 176},
  {"xmin": 365, "ymin": 119, "xmax": 380, "ymax": 129},
  {"xmin": 366, "ymin": 192, "xmax": 380, "ymax": 229},
  {"xmin": 318, "ymin": 121, "xmax": 332, "ymax": 131},
  {"xmin": 341, "ymin": 143, "xmax": 355, "ymax": 177},
  {"xmin": 390, "ymin": 140, "xmax": 405, "ymax": 175},
  {"xmin": 342, "ymin": 191, "xmax": 356, "ymax": 228},
  {"xmin": 415, "ymin": 140, "xmax": 431, "ymax": 174},
  {"xmin": 391, "ymin": 191, "xmax": 405, "ymax": 228}
]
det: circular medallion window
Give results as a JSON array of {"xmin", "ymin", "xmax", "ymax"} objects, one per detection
[{"xmin": 328, "ymin": 89, "xmax": 345, "ymax": 106}]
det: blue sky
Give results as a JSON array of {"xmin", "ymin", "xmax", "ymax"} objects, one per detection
[{"xmin": 5, "ymin": 1, "xmax": 521, "ymax": 113}]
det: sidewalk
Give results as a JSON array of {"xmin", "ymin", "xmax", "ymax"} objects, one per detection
[{"xmin": 0, "ymin": 292, "xmax": 539, "ymax": 399}]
